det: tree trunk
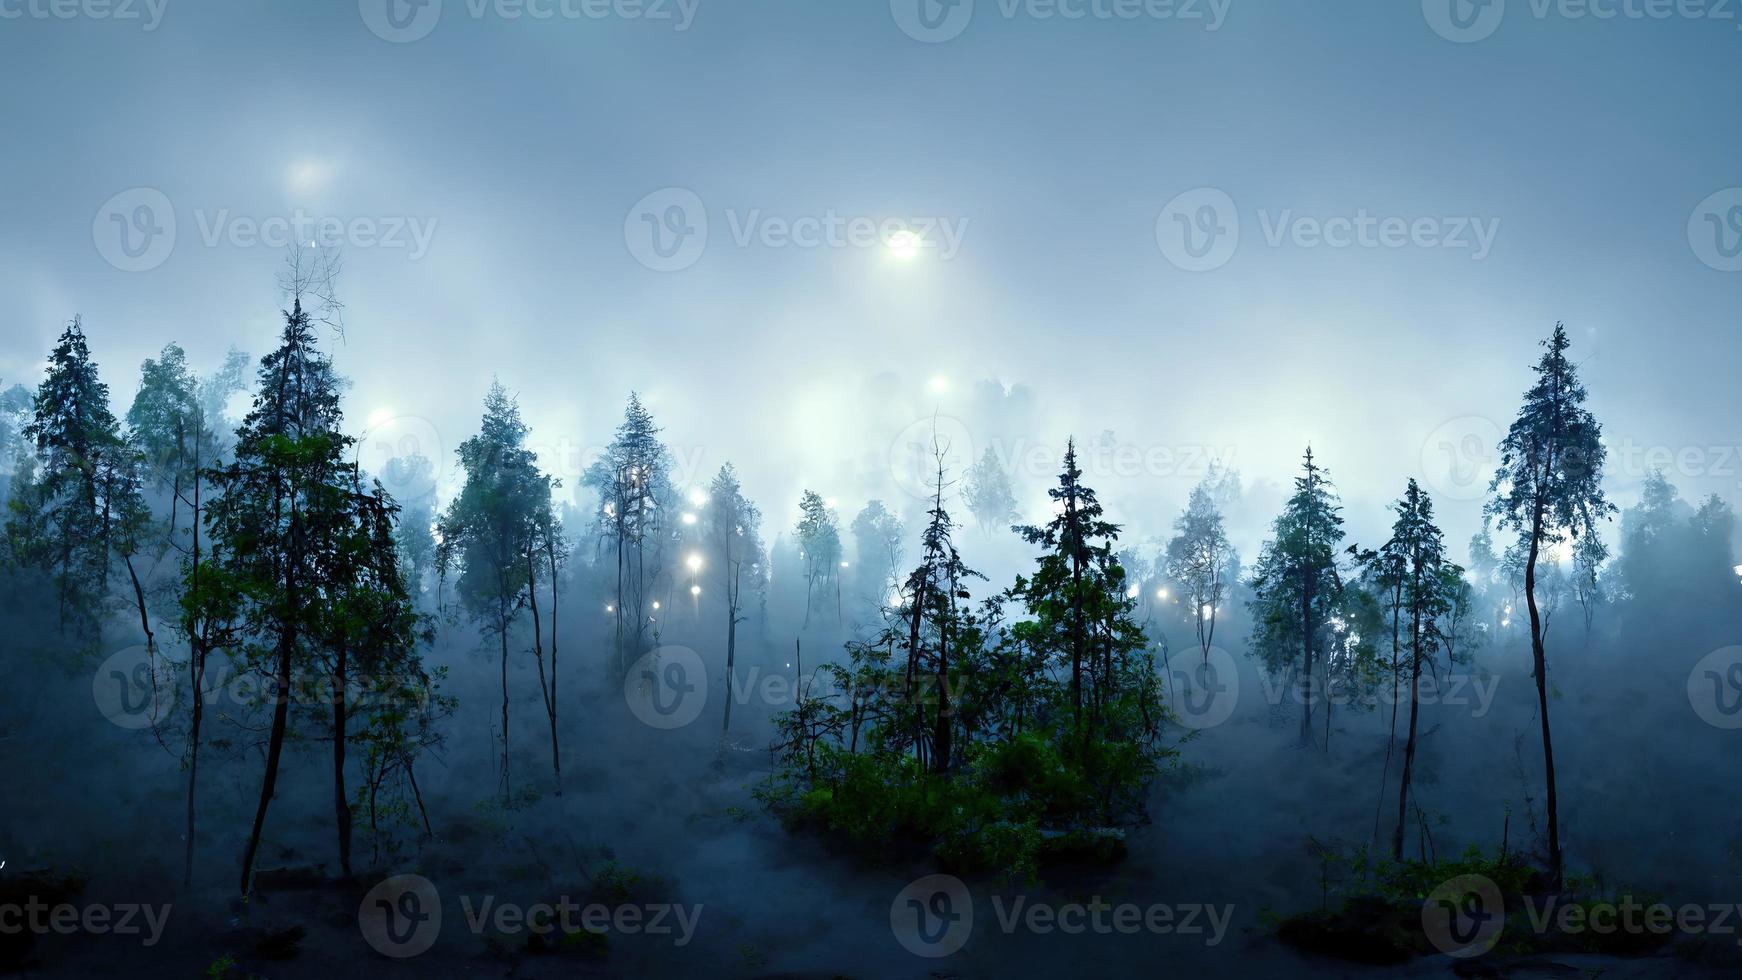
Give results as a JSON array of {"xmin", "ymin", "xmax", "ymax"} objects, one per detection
[
  {"xmin": 182, "ymin": 449, "xmax": 204, "ymax": 889},
  {"xmin": 527, "ymin": 548, "xmax": 561, "ymax": 797},
  {"xmin": 332, "ymin": 644, "xmax": 353, "ymax": 879},
  {"xmin": 547, "ymin": 540, "xmax": 561, "ymax": 795},
  {"xmin": 723, "ymin": 562, "xmax": 739, "ymax": 734},
  {"xmin": 499, "ymin": 608, "xmax": 512, "ymax": 803},
  {"xmin": 124, "ymin": 553, "xmax": 154, "ymax": 653},
  {"xmin": 1299, "ymin": 575, "xmax": 1315, "ymax": 748},
  {"xmin": 1393, "ymin": 589, "xmax": 1425, "ymax": 860},
  {"xmin": 1373, "ymin": 585, "xmax": 1403, "ymax": 845},
  {"xmin": 1525, "ymin": 495, "xmax": 1561, "ymax": 888},
  {"xmin": 933, "ymin": 599, "xmax": 951, "ymax": 775},
  {"xmin": 239, "ymin": 631, "xmax": 293, "ymax": 895}
]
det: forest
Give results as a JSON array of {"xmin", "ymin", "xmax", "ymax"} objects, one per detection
[
  {"xmin": 4, "ymin": 4, "xmax": 1739, "ymax": 978},
  {"xmin": 3, "ymin": 257, "xmax": 1740, "ymax": 977}
]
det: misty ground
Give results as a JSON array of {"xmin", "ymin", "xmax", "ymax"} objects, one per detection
[{"xmin": 6, "ymin": 559, "xmax": 1740, "ymax": 979}]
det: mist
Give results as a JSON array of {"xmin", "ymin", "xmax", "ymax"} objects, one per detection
[{"xmin": 4, "ymin": 3, "xmax": 1742, "ymax": 979}]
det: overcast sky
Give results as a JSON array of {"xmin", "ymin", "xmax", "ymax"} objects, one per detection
[{"xmin": 1, "ymin": 0, "xmax": 1737, "ymax": 561}]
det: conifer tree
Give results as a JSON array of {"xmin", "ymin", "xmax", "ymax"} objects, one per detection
[
  {"xmin": 438, "ymin": 382, "xmax": 555, "ymax": 799},
  {"xmin": 8, "ymin": 318, "xmax": 123, "ymax": 637},
  {"xmin": 1487, "ymin": 322, "xmax": 1613, "ymax": 888},
  {"xmin": 203, "ymin": 297, "xmax": 423, "ymax": 891},
  {"xmin": 1247, "ymin": 448, "xmax": 1346, "ymax": 749}
]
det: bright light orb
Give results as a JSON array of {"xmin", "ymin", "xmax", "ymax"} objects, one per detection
[
  {"xmin": 690, "ymin": 584, "xmax": 701, "ymax": 596},
  {"xmin": 686, "ymin": 554, "xmax": 703, "ymax": 572},
  {"xmin": 652, "ymin": 601, "xmax": 661, "ymax": 611},
  {"xmin": 689, "ymin": 488, "xmax": 708, "ymax": 507},
  {"xmin": 887, "ymin": 229, "xmax": 923, "ymax": 261},
  {"xmin": 1156, "ymin": 588, "xmax": 1169, "ymax": 601},
  {"xmin": 681, "ymin": 512, "xmax": 697, "ymax": 525}
]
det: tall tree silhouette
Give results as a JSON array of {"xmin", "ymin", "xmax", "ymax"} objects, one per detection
[
  {"xmin": 1248, "ymin": 448, "xmax": 1345, "ymax": 749},
  {"xmin": 1487, "ymin": 322, "xmax": 1613, "ymax": 888}
]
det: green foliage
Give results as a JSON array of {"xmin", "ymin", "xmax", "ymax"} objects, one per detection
[
  {"xmin": 1278, "ymin": 842, "xmax": 1678, "ymax": 963},
  {"xmin": 3, "ymin": 317, "xmax": 127, "ymax": 643},
  {"xmin": 762, "ymin": 443, "xmax": 1171, "ymax": 882}
]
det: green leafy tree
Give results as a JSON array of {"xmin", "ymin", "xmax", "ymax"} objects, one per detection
[
  {"xmin": 1247, "ymin": 448, "xmax": 1346, "ymax": 749},
  {"xmin": 962, "ymin": 446, "xmax": 1018, "ymax": 535},
  {"xmin": 794, "ymin": 490, "xmax": 842, "ymax": 628},
  {"xmin": 203, "ymin": 298, "xmax": 424, "ymax": 890},
  {"xmin": 585, "ymin": 393, "xmax": 670, "ymax": 669},
  {"xmin": 850, "ymin": 499, "xmax": 904, "ymax": 610},
  {"xmin": 1164, "ymin": 475, "xmax": 1235, "ymax": 661},
  {"xmin": 7, "ymin": 317, "xmax": 123, "ymax": 638},
  {"xmin": 389, "ymin": 453, "xmax": 438, "ymax": 602},
  {"xmin": 1011, "ymin": 441, "xmax": 1157, "ymax": 755},
  {"xmin": 1375, "ymin": 480, "xmax": 1459, "ymax": 860},
  {"xmin": 1486, "ymin": 322, "xmax": 1614, "ymax": 888},
  {"xmin": 127, "ymin": 343, "xmax": 201, "ymax": 534},
  {"xmin": 437, "ymin": 382, "xmax": 557, "ymax": 799}
]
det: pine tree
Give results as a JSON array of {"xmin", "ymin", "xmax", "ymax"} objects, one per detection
[
  {"xmin": 1380, "ymin": 480, "xmax": 1457, "ymax": 860},
  {"xmin": 127, "ymin": 343, "xmax": 201, "ymax": 534},
  {"xmin": 8, "ymin": 317, "xmax": 124, "ymax": 637},
  {"xmin": 437, "ymin": 382, "xmax": 556, "ymax": 800},
  {"xmin": 1247, "ymin": 448, "xmax": 1346, "ymax": 749},
  {"xmin": 204, "ymin": 298, "xmax": 423, "ymax": 891},
  {"xmin": 1487, "ymin": 322, "xmax": 1614, "ymax": 889},
  {"xmin": 1010, "ymin": 441, "xmax": 1160, "ymax": 814}
]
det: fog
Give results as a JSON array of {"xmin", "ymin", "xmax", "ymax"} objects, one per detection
[{"xmin": 3, "ymin": 2, "xmax": 1741, "ymax": 978}]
